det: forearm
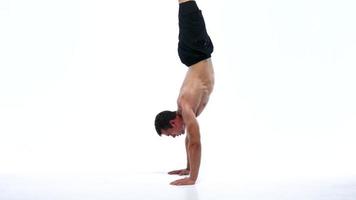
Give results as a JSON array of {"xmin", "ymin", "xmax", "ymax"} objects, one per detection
[
  {"xmin": 181, "ymin": 107, "xmax": 201, "ymax": 182},
  {"xmin": 188, "ymin": 141, "xmax": 201, "ymax": 181},
  {"xmin": 185, "ymin": 136, "xmax": 190, "ymax": 170}
]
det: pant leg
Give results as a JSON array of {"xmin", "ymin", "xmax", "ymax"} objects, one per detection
[{"xmin": 178, "ymin": 1, "xmax": 214, "ymax": 67}]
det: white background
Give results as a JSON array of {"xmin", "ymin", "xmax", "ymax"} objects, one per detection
[{"xmin": 1, "ymin": 0, "xmax": 356, "ymax": 195}]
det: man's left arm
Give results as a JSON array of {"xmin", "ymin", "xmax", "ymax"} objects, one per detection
[{"xmin": 170, "ymin": 109, "xmax": 201, "ymax": 186}]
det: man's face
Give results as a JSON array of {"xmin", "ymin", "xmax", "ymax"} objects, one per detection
[
  {"xmin": 161, "ymin": 127, "xmax": 185, "ymax": 138},
  {"xmin": 161, "ymin": 117, "xmax": 185, "ymax": 138}
]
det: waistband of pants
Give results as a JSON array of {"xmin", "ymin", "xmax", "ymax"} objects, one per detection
[{"xmin": 179, "ymin": 1, "xmax": 200, "ymax": 15}]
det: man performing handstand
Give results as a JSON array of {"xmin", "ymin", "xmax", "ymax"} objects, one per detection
[{"xmin": 154, "ymin": 0, "xmax": 214, "ymax": 186}]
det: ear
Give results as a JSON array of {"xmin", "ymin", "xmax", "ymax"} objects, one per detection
[{"xmin": 169, "ymin": 119, "xmax": 177, "ymax": 127}]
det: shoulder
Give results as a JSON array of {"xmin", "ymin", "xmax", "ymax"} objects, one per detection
[
  {"xmin": 180, "ymin": 103, "xmax": 197, "ymax": 126},
  {"xmin": 180, "ymin": 103, "xmax": 200, "ymax": 140}
]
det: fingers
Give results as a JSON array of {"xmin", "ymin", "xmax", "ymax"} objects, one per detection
[
  {"xmin": 170, "ymin": 178, "xmax": 195, "ymax": 186},
  {"xmin": 168, "ymin": 169, "xmax": 189, "ymax": 175},
  {"xmin": 168, "ymin": 170, "xmax": 180, "ymax": 175},
  {"xmin": 170, "ymin": 179, "xmax": 184, "ymax": 185},
  {"xmin": 170, "ymin": 180, "xmax": 179, "ymax": 185},
  {"xmin": 179, "ymin": 170, "xmax": 189, "ymax": 176}
]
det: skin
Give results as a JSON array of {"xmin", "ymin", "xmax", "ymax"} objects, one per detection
[
  {"xmin": 162, "ymin": 56, "xmax": 215, "ymax": 186},
  {"xmin": 178, "ymin": 0, "xmax": 193, "ymax": 4}
]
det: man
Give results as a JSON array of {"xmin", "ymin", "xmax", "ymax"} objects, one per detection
[{"xmin": 154, "ymin": 0, "xmax": 214, "ymax": 186}]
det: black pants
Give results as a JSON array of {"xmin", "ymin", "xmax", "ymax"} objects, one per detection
[{"xmin": 178, "ymin": 1, "xmax": 214, "ymax": 67}]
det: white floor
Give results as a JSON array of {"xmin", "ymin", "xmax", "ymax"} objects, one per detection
[{"xmin": 1, "ymin": 172, "xmax": 355, "ymax": 200}]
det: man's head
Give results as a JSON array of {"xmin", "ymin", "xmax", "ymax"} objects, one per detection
[{"xmin": 155, "ymin": 110, "xmax": 185, "ymax": 138}]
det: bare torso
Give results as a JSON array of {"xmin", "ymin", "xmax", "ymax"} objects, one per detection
[{"xmin": 177, "ymin": 58, "xmax": 214, "ymax": 117}]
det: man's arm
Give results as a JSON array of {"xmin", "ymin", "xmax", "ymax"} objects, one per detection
[
  {"xmin": 170, "ymin": 108, "xmax": 201, "ymax": 185},
  {"xmin": 186, "ymin": 114, "xmax": 201, "ymax": 181},
  {"xmin": 185, "ymin": 136, "xmax": 190, "ymax": 170}
]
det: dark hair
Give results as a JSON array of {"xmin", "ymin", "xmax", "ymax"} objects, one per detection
[{"xmin": 154, "ymin": 110, "xmax": 177, "ymax": 136}]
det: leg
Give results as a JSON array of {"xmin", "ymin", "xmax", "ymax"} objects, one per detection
[{"xmin": 177, "ymin": 0, "xmax": 214, "ymax": 67}]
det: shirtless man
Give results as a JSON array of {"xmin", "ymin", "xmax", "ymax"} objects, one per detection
[{"xmin": 154, "ymin": 0, "xmax": 214, "ymax": 186}]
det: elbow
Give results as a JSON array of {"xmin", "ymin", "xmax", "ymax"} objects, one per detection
[{"xmin": 189, "ymin": 141, "xmax": 201, "ymax": 149}]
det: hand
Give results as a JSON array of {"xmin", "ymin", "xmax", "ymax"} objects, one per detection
[
  {"xmin": 170, "ymin": 177, "xmax": 196, "ymax": 186},
  {"xmin": 168, "ymin": 169, "xmax": 190, "ymax": 176}
]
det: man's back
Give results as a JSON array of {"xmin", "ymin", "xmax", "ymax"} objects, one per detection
[{"xmin": 177, "ymin": 58, "xmax": 214, "ymax": 117}]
